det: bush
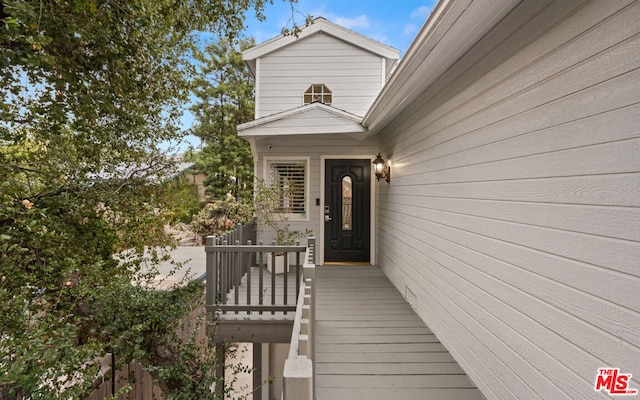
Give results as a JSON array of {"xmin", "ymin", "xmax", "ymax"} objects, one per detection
[{"xmin": 190, "ymin": 198, "xmax": 253, "ymax": 240}]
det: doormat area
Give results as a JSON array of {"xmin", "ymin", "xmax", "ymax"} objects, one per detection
[{"xmin": 322, "ymin": 262, "xmax": 372, "ymax": 266}]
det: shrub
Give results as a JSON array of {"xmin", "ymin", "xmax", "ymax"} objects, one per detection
[{"xmin": 190, "ymin": 198, "xmax": 253, "ymax": 240}]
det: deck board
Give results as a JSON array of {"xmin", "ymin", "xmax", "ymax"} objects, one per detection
[{"xmin": 315, "ymin": 265, "xmax": 485, "ymax": 400}]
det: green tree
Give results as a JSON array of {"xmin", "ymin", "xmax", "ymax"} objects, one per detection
[
  {"xmin": 191, "ymin": 37, "xmax": 256, "ymax": 203},
  {"xmin": 0, "ymin": 0, "xmax": 285, "ymax": 398}
]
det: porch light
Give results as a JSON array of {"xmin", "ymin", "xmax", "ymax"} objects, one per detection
[{"xmin": 373, "ymin": 153, "xmax": 390, "ymax": 183}]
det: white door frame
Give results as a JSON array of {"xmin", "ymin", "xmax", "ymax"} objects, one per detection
[{"xmin": 319, "ymin": 155, "xmax": 376, "ymax": 265}]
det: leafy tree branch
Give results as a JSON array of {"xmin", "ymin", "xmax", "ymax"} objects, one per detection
[{"xmin": 0, "ymin": 0, "xmax": 298, "ymax": 398}]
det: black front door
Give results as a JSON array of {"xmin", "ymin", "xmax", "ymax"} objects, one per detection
[{"xmin": 324, "ymin": 159, "xmax": 371, "ymax": 262}]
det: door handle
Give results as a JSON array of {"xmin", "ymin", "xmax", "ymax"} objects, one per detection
[{"xmin": 324, "ymin": 215, "xmax": 332, "ymax": 222}]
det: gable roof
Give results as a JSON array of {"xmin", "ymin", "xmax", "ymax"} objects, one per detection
[
  {"xmin": 242, "ymin": 17, "xmax": 400, "ymax": 77},
  {"xmin": 237, "ymin": 102, "xmax": 367, "ymax": 138}
]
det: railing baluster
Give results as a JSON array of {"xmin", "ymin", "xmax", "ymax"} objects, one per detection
[
  {"xmin": 226, "ymin": 240, "xmax": 232, "ymax": 294},
  {"xmin": 204, "ymin": 232, "xmax": 309, "ymax": 317},
  {"xmin": 215, "ymin": 237, "xmax": 221, "ymax": 302},
  {"xmin": 296, "ymin": 241, "xmax": 301, "ymax": 300},
  {"xmin": 234, "ymin": 240, "xmax": 240, "ymax": 313},
  {"xmin": 238, "ymin": 225, "xmax": 246, "ymax": 275},
  {"xmin": 283, "ymin": 251, "xmax": 288, "ymax": 312},
  {"xmin": 246, "ymin": 240, "xmax": 252, "ymax": 310},
  {"xmin": 259, "ymin": 242, "xmax": 264, "ymax": 315},
  {"xmin": 221, "ymin": 240, "xmax": 228, "ymax": 313},
  {"xmin": 271, "ymin": 241, "xmax": 276, "ymax": 315},
  {"xmin": 219, "ymin": 237, "xmax": 225, "ymax": 302}
]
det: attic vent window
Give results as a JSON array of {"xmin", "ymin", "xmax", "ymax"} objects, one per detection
[{"xmin": 304, "ymin": 84, "xmax": 332, "ymax": 105}]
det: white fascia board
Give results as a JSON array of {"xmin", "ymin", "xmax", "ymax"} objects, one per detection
[
  {"xmin": 240, "ymin": 124, "xmax": 367, "ymax": 137},
  {"xmin": 238, "ymin": 103, "xmax": 363, "ymax": 131},
  {"xmin": 363, "ymin": 0, "xmax": 520, "ymax": 135},
  {"xmin": 237, "ymin": 103, "xmax": 367, "ymax": 137}
]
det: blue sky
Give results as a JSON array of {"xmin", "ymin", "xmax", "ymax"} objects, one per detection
[
  {"xmin": 245, "ymin": 0, "xmax": 436, "ymax": 57},
  {"xmin": 176, "ymin": 0, "xmax": 437, "ymax": 152}
]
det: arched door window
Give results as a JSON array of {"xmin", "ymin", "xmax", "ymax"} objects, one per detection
[{"xmin": 342, "ymin": 176, "xmax": 352, "ymax": 230}]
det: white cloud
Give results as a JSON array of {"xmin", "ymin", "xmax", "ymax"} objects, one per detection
[
  {"xmin": 402, "ymin": 24, "xmax": 418, "ymax": 37},
  {"xmin": 411, "ymin": 5, "xmax": 433, "ymax": 20},
  {"xmin": 330, "ymin": 14, "xmax": 371, "ymax": 29}
]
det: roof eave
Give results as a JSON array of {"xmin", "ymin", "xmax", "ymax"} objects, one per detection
[
  {"xmin": 244, "ymin": 59, "xmax": 256, "ymax": 78},
  {"xmin": 363, "ymin": 0, "xmax": 521, "ymax": 135},
  {"xmin": 237, "ymin": 103, "xmax": 367, "ymax": 138}
]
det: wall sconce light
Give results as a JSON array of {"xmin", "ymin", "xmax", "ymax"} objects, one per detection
[{"xmin": 373, "ymin": 153, "xmax": 391, "ymax": 183}]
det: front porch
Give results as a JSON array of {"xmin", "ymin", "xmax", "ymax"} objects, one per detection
[
  {"xmin": 314, "ymin": 266, "xmax": 485, "ymax": 400},
  {"xmin": 202, "ymin": 230, "xmax": 484, "ymax": 399}
]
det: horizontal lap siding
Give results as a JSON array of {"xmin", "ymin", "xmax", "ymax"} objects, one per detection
[
  {"xmin": 258, "ymin": 34, "xmax": 383, "ymax": 118},
  {"xmin": 254, "ymin": 135, "xmax": 379, "ymax": 245},
  {"xmin": 377, "ymin": 1, "xmax": 640, "ymax": 400}
]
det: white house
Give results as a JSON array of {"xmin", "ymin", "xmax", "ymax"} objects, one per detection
[
  {"xmin": 239, "ymin": 17, "xmax": 399, "ymax": 265},
  {"xmin": 238, "ymin": 1, "xmax": 640, "ymax": 399}
]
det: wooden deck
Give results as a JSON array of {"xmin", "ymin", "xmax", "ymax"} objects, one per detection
[
  {"xmin": 315, "ymin": 265, "xmax": 485, "ymax": 400},
  {"xmin": 210, "ymin": 266, "xmax": 300, "ymax": 343}
]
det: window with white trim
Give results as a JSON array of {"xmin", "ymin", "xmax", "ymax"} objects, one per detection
[
  {"xmin": 303, "ymin": 84, "xmax": 332, "ymax": 105},
  {"xmin": 267, "ymin": 160, "xmax": 307, "ymax": 216}
]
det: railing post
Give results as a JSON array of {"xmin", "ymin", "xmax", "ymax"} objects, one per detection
[{"xmin": 283, "ymin": 357, "xmax": 313, "ymax": 400}]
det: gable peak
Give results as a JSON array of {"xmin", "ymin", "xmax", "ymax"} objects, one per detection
[{"xmin": 242, "ymin": 16, "xmax": 399, "ymax": 77}]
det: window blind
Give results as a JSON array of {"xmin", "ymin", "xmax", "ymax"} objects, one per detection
[{"xmin": 268, "ymin": 161, "xmax": 306, "ymax": 213}]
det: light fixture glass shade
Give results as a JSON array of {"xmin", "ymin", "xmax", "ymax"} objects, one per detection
[{"xmin": 372, "ymin": 153, "xmax": 389, "ymax": 182}]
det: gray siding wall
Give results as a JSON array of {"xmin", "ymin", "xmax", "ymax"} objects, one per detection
[
  {"xmin": 257, "ymin": 34, "xmax": 384, "ymax": 118},
  {"xmin": 253, "ymin": 135, "xmax": 379, "ymax": 248},
  {"xmin": 376, "ymin": 1, "xmax": 640, "ymax": 399}
]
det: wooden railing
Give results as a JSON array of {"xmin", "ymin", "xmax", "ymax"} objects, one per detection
[
  {"xmin": 197, "ymin": 222, "xmax": 255, "ymax": 281},
  {"xmin": 282, "ymin": 239, "xmax": 316, "ymax": 400},
  {"xmin": 204, "ymin": 230, "xmax": 311, "ymax": 316}
]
